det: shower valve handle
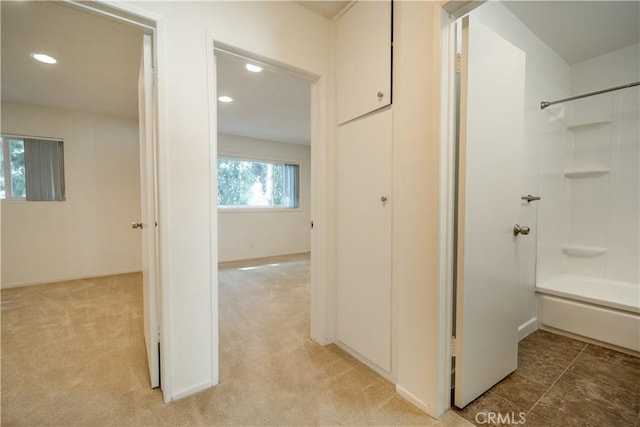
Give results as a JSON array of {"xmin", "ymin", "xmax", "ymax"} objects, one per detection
[{"xmin": 521, "ymin": 195, "xmax": 541, "ymax": 203}]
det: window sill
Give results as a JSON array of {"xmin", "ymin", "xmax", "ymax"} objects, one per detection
[{"xmin": 217, "ymin": 207, "xmax": 301, "ymax": 214}]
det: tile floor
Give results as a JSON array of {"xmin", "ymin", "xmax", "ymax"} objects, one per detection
[{"xmin": 455, "ymin": 329, "xmax": 640, "ymax": 426}]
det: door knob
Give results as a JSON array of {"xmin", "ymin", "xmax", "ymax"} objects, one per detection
[
  {"xmin": 132, "ymin": 221, "xmax": 143, "ymax": 229},
  {"xmin": 380, "ymin": 196, "xmax": 388, "ymax": 202},
  {"xmin": 513, "ymin": 224, "xmax": 530, "ymax": 236},
  {"xmin": 377, "ymin": 91, "xmax": 384, "ymax": 100}
]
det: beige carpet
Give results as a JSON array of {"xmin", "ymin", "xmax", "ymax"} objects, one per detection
[{"xmin": 1, "ymin": 254, "xmax": 471, "ymax": 426}]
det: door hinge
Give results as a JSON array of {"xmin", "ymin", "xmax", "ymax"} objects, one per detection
[
  {"xmin": 157, "ymin": 325, "xmax": 161, "ymax": 341},
  {"xmin": 152, "ymin": 66, "xmax": 156, "ymax": 86},
  {"xmin": 310, "ymin": 220, "xmax": 314, "ymax": 230},
  {"xmin": 455, "ymin": 53, "xmax": 462, "ymax": 75},
  {"xmin": 451, "ymin": 337, "xmax": 457, "ymax": 357}
]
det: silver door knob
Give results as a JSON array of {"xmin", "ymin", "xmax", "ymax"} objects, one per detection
[
  {"xmin": 380, "ymin": 196, "xmax": 388, "ymax": 202},
  {"xmin": 132, "ymin": 221, "xmax": 143, "ymax": 229},
  {"xmin": 513, "ymin": 224, "xmax": 530, "ymax": 236},
  {"xmin": 377, "ymin": 91, "xmax": 384, "ymax": 99}
]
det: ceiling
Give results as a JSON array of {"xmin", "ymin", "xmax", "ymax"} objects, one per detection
[
  {"xmin": 294, "ymin": 1, "xmax": 351, "ymax": 19},
  {"xmin": 502, "ymin": 1, "xmax": 640, "ymax": 65},
  {"xmin": 216, "ymin": 53, "xmax": 311, "ymax": 145},
  {"xmin": 1, "ymin": 1, "xmax": 637, "ymax": 142},
  {"xmin": 1, "ymin": 1, "xmax": 142, "ymax": 120}
]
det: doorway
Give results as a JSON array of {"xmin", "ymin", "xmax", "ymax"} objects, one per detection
[
  {"xmin": 444, "ymin": 0, "xmax": 640, "ymax": 419},
  {"xmin": 0, "ymin": 0, "xmax": 162, "ymax": 394},
  {"xmin": 213, "ymin": 46, "xmax": 319, "ymax": 368}
]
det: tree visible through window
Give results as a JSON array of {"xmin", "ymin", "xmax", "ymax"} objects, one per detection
[
  {"xmin": 217, "ymin": 157, "xmax": 299, "ymax": 208},
  {"xmin": 0, "ymin": 137, "xmax": 26, "ymax": 199},
  {"xmin": 0, "ymin": 136, "xmax": 65, "ymax": 201}
]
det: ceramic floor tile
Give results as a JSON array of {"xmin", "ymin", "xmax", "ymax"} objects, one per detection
[
  {"xmin": 515, "ymin": 348, "xmax": 568, "ymax": 386},
  {"xmin": 489, "ymin": 373, "xmax": 548, "ymax": 412}
]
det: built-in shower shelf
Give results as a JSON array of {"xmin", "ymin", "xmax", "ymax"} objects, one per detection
[
  {"xmin": 564, "ymin": 168, "xmax": 610, "ymax": 178},
  {"xmin": 566, "ymin": 120, "xmax": 612, "ymax": 131},
  {"xmin": 561, "ymin": 245, "xmax": 607, "ymax": 257}
]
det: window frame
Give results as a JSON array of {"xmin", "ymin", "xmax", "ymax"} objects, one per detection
[
  {"xmin": 1, "ymin": 136, "xmax": 26, "ymax": 201},
  {"xmin": 0, "ymin": 134, "xmax": 65, "ymax": 202},
  {"xmin": 216, "ymin": 153, "xmax": 302, "ymax": 213}
]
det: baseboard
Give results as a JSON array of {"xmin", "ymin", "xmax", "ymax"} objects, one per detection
[
  {"xmin": 1, "ymin": 269, "xmax": 142, "ymax": 289},
  {"xmin": 218, "ymin": 251, "xmax": 310, "ymax": 265},
  {"xmin": 396, "ymin": 384, "xmax": 436, "ymax": 418},
  {"xmin": 170, "ymin": 380, "xmax": 216, "ymax": 402},
  {"xmin": 335, "ymin": 340, "xmax": 394, "ymax": 383},
  {"xmin": 518, "ymin": 317, "xmax": 538, "ymax": 341}
]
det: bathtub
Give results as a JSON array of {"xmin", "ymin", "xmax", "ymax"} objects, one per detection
[{"xmin": 536, "ymin": 275, "xmax": 640, "ymax": 354}]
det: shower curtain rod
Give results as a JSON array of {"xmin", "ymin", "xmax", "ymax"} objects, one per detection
[{"xmin": 540, "ymin": 81, "xmax": 640, "ymax": 110}]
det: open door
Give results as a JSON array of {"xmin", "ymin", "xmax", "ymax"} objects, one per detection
[
  {"xmin": 454, "ymin": 16, "xmax": 526, "ymax": 408},
  {"xmin": 137, "ymin": 33, "xmax": 160, "ymax": 388}
]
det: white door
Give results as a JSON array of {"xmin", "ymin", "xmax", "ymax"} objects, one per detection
[
  {"xmin": 337, "ymin": 109, "xmax": 392, "ymax": 373},
  {"xmin": 454, "ymin": 16, "xmax": 526, "ymax": 408},
  {"xmin": 137, "ymin": 33, "xmax": 160, "ymax": 389}
]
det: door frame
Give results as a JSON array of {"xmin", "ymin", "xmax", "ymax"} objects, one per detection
[
  {"xmin": 437, "ymin": 0, "xmax": 487, "ymax": 413},
  {"xmin": 205, "ymin": 39, "xmax": 332, "ymax": 346},
  {"xmin": 66, "ymin": 0, "xmax": 171, "ymax": 402}
]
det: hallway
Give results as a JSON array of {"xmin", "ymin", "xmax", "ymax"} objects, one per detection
[{"xmin": 1, "ymin": 255, "xmax": 469, "ymax": 426}]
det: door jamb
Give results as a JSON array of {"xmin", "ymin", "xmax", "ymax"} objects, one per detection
[{"xmin": 438, "ymin": 0, "xmax": 485, "ymax": 413}]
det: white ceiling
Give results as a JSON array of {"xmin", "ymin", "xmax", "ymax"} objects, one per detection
[
  {"xmin": 294, "ymin": 1, "xmax": 351, "ymax": 19},
  {"xmin": 2, "ymin": 0, "xmax": 637, "ymax": 142},
  {"xmin": 216, "ymin": 52, "xmax": 311, "ymax": 145},
  {"xmin": 502, "ymin": 1, "xmax": 640, "ymax": 65},
  {"xmin": 1, "ymin": 1, "xmax": 143, "ymax": 120}
]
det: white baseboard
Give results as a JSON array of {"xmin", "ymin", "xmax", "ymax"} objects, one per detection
[
  {"xmin": 396, "ymin": 384, "xmax": 435, "ymax": 418},
  {"xmin": 170, "ymin": 380, "xmax": 216, "ymax": 402},
  {"xmin": 1, "ymin": 269, "xmax": 142, "ymax": 289},
  {"xmin": 518, "ymin": 317, "xmax": 538, "ymax": 341}
]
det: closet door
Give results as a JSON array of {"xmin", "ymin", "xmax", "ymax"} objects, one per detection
[
  {"xmin": 337, "ymin": 109, "xmax": 392, "ymax": 373},
  {"xmin": 335, "ymin": 0, "xmax": 392, "ymax": 124}
]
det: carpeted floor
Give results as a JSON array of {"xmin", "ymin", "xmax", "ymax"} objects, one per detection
[{"xmin": 1, "ymin": 254, "xmax": 471, "ymax": 426}]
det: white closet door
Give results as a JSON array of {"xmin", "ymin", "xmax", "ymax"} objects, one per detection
[
  {"xmin": 335, "ymin": 0, "xmax": 392, "ymax": 124},
  {"xmin": 337, "ymin": 109, "xmax": 392, "ymax": 373},
  {"xmin": 454, "ymin": 16, "xmax": 526, "ymax": 408}
]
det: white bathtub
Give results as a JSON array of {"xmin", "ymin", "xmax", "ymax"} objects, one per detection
[{"xmin": 536, "ymin": 275, "xmax": 640, "ymax": 354}]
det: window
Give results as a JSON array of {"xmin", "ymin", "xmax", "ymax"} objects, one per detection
[
  {"xmin": 0, "ymin": 136, "xmax": 65, "ymax": 201},
  {"xmin": 217, "ymin": 157, "xmax": 299, "ymax": 209}
]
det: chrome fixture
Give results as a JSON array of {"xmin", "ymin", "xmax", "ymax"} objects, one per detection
[
  {"xmin": 540, "ymin": 81, "xmax": 639, "ymax": 110},
  {"xmin": 132, "ymin": 221, "xmax": 143, "ymax": 229},
  {"xmin": 513, "ymin": 224, "xmax": 530, "ymax": 236},
  {"xmin": 521, "ymin": 195, "xmax": 541, "ymax": 203}
]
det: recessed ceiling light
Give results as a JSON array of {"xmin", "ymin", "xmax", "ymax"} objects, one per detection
[
  {"xmin": 31, "ymin": 53, "xmax": 57, "ymax": 64},
  {"xmin": 218, "ymin": 96, "xmax": 234, "ymax": 103},
  {"xmin": 245, "ymin": 63, "xmax": 263, "ymax": 73}
]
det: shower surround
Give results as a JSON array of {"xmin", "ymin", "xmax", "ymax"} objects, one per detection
[{"xmin": 536, "ymin": 44, "xmax": 640, "ymax": 354}]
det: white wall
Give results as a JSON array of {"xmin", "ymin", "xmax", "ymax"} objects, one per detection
[
  {"xmin": 127, "ymin": 0, "xmax": 332, "ymax": 402},
  {"xmin": 391, "ymin": 1, "xmax": 445, "ymax": 415},
  {"xmin": 217, "ymin": 133, "xmax": 311, "ymax": 262},
  {"xmin": 1, "ymin": 102, "xmax": 141, "ymax": 288},
  {"xmin": 471, "ymin": 2, "xmax": 571, "ymax": 330}
]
